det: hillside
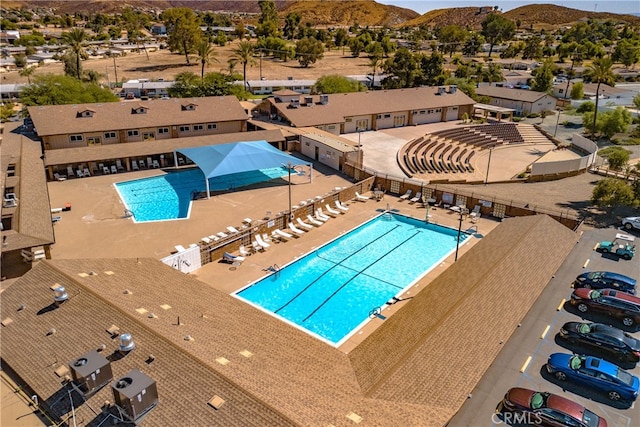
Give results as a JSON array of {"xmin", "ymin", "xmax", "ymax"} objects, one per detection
[
  {"xmin": 282, "ymin": 1, "xmax": 418, "ymax": 26},
  {"xmin": 504, "ymin": 4, "xmax": 640, "ymax": 26},
  {"xmin": 401, "ymin": 6, "xmax": 494, "ymax": 30}
]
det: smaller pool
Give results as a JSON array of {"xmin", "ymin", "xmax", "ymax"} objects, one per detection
[{"xmin": 115, "ymin": 167, "xmax": 290, "ymax": 222}]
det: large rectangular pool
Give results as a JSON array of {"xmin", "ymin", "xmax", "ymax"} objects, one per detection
[{"xmin": 236, "ymin": 213, "xmax": 470, "ymax": 346}]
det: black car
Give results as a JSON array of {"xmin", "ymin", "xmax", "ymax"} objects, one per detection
[
  {"xmin": 573, "ymin": 271, "xmax": 636, "ymax": 295},
  {"xmin": 559, "ymin": 322, "xmax": 640, "ymax": 364}
]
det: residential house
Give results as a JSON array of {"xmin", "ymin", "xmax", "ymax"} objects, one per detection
[
  {"xmin": 476, "ymin": 86, "xmax": 556, "ymax": 116},
  {"xmin": 255, "ymin": 86, "xmax": 475, "ymax": 135},
  {"xmin": 28, "ymin": 96, "xmax": 249, "ymax": 150}
]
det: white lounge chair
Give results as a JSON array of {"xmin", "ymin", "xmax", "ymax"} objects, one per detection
[
  {"xmin": 296, "ymin": 217, "xmax": 314, "ymax": 230},
  {"xmin": 201, "ymin": 237, "xmax": 211, "ymax": 244},
  {"xmin": 261, "ymin": 234, "xmax": 272, "ymax": 244},
  {"xmin": 52, "ymin": 216, "xmax": 62, "ymax": 224},
  {"xmin": 325, "ymin": 204, "xmax": 341, "ymax": 216},
  {"xmin": 227, "ymin": 226, "xmax": 240, "ymax": 234},
  {"xmin": 273, "ymin": 229, "xmax": 293, "ymax": 241},
  {"xmin": 54, "ymin": 173, "xmax": 67, "ymax": 181},
  {"xmin": 138, "ymin": 159, "xmax": 146, "ymax": 169},
  {"xmin": 67, "ymin": 166, "xmax": 75, "ymax": 177},
  {"xmin": 116, "ymin": 160, "xmax": 125, "ymax": 171},
  {"xmin": 147, "ymin": 157, "xmax": 154, "ymax": 168},
  {"xmin": 355, "ymin": 192, "xmax": 369, "ymax": 202},
  {"xmin": 315, "ymin": 209, "xmax": 330, "ymax": 222},
  {"xmin": 239, "ymin": 245, "xmax": 251, "ymax": 257},
  {"xmin": 335, "ymin": 200, "xmax": 349, "ymax": 212},
  {"xmin": 410, "ymin": 192, "xmax": 422, "ymax": 204},
  {"xmin": 400, "ymin": 189, "xmax": 412, "ymax": 200},
  {"xmin": 217, "ymin": 231, "xmax": 228, "ymax": 238},
  {"xmin": 256, "ymin": 233, "xmax": 271, "ymax": 248},
  {"xmin": 132, "ymin": 160, "xmax": 139, "ymax": 171},
  {"xmin": 252, "ymin": 240, "xmax": 265, "ymax": 251},
  {"xmin": 307, "ymin": 214, "xmax": 323, "ymax": 226},
  {"xmin": 470, "ymin": 205, "xmax": 481, "ymax": 218},
  {"xmin": 152, "ymin": 160, "xmax": 160, "ymax": 168},
  {"xmin": 174, "ymin": 245, "xmax": 187, "ymax": 253},
  {"xmin": 83, "ymin": 168, "xmax": 91, "ymax": 177},
  {"xmin": 288, "ymin": 222, "xmax": 305, "ymax": 235},
  {"xmin": 103, "ymin": 166, "xmax": 110, "ymax": 175},
  {"xmin": 243, "ymin": 218, "xmax": 253, "ymax": 226},
  {"xmin": 76, "ymin": 169, "xmax": 84, "ymax": 178},
  {"xmin": 110, "ymin": 165, "xmax": 118, "ymax": 174}
]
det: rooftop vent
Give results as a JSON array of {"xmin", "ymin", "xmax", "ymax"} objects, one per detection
[
  {"xmin": 118, "ymin": 333, "xmax": 135, "ymax": 353},
  {"xmin": 53, "ymin": 285, "xmax": 68, "ymax": 303},
  {"xmin": 69, "ymin": 350, "xmax": 113, "ymax": 396},
  {"xmin": 111, "ymin": 369, "xmax": 158, "ymax": 422}
]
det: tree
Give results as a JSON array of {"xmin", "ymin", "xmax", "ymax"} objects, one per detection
[
  {"xmin": 570, "ymin": 81, "xmax": 584, "ymax": 100},
  {"xmin": 462, "ymin": 33, "xmax": 484, "ymax": 56},
  {"xmin": 283, "ymin": 12, "xmax": 301, "ymax": 40},
  {"xmin": 480, "ymin": 13, "xmax": 515, "ymax": 57},
  {"xmin": 61, "ymin": 28, "xmax": 88, "ymax": 79},
  {"xmin": 583, "ymin": 107, "xmax": 632, "ymax": 139},
  {"xmin": 591, "ymin": 178, "xmax": 635, "ymax": 212},
  {"xmin": 196, "ymin": 40, "xmax": 219, "ymax": 79},
  {"xmin": 613, "ymin": 39, "xmax": 640, "ymax": 69},
  {"xmin": 229, "ymin": 40, "xmax": 256, "ymax": 91},
  {"xmin": 169, "ymin": 71, "xmax": 244, "ymax": 98},
  {"xmin": 633, "ymin": 93, "xmax": 640, "ymax": 110},
  {"xmin": 162, "ymin": 7, "xmax": 202, "ymax": 64},
  {"xmin": 20, "ymin": 74, "xmax": 118, "ymax": 108},
  {"xmin": 295, "ymin": 37, "xmax": 324, "ymax": 68},
  {"xmin": 1, "ymin": 102, "xmax": 16, "ymax": 122},
  {"xmin": 381, "ymin": 47, "xmax": 421, "ymax": 88},
  {"xmin": 368, "ymin": 54, "xmax": 383, "ymax": 89},
  {"xmin": 419, "ymin": 51, "xmax": 446, "ymax": 86},
  {"xmin": 530, "ymin": 59, "xmax": 554, "ymax": 92},
  {"xmin": 521, "ymin": 35, "xmax": 542, "ymax": 60},
  {"xmin": 438, "ymin": 25, "xmax": 467, "ymax": 58},
  {"xmin": 584, "ymin": 57, "xmax": 615, "ymax": 140},
  {"xmin": 312, "ymin": 75, "xmax": 365, "ymax": 94},
  {"xmin": 606, "ymin": 148, "xmax": 630, "ymax": 171},
  {"xmin": 19, "ymin": 65, "xmax": 36, "ymax": 84},
  {"xmin": 256, "ymin": 0, "xmax": 279, "ymax": 38}
]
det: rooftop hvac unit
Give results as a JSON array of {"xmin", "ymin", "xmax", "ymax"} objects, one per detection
[
  {"xmin": 304, "ymin": 96, "xmax": 313, "ymax": 105},
  {"xmin": 320, "ymin": 95, "xmax": 329, "ymax": 105},
  {"xmin": 437, "ymin": 86, "xmax": 446, "ymax": 95},
  {"xmin": 69, "ymin": 350, "xmax": 113, "ymax": 396},
  {"xmin": 53, "ymin": 285, "xmax": 68, "ymax": 303},
  {"xmin": 119, "ymin": 333, "xmax": 135, "ymax": 353},
  {"xmin": 289, "ymin": 99, "xmax": 299, "ymax": 109},
  {"xmin": 111, "ymin": 369, "xmax": 158, "ymax": 422},
  {"xmin": 449, "ymin": 85, "xmax": 457, "ymax": 94}
]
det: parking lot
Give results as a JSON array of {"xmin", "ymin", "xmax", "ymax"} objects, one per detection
[{"xmin": 449, "ymin": 226, "xmax": 639, "ymax": 427}]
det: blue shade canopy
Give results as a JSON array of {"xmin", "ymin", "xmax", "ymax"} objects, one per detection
[{"xmin": 176, "ymin": 141, "xmax": 309, "ymax": 179}]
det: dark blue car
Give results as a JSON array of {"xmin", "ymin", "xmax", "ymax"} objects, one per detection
[
  {"xmin": 573, "ymin": 271, "xmax": 637, "ymax": 295},
  {"xmin": 546, "ymin": 353, "xmax": 639, "ymax": 402}
]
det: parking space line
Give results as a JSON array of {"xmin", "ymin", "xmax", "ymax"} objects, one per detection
[
  {"xmin": 520, "ymin": 356, "xmax": 532, "ymax": 373},
  {"xmin": 593, "ymin": 243, "xmax": 600, "ymax": 250},
  {"xmin": 583, "ymin": 259, "xmax": 590, "ymax": 268},
  {"xmin": 540, "ymin": 325, "xmax": 550, "ymax": 339},
  {"xmin": 556, "ymin": 298, "xmax": 566, "ymax": 311}
]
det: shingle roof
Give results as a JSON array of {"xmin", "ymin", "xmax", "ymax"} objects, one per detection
[
  {"xmin": 1, "ymin": 124, "xmax": 55, "ymax": 252},
  {"xmin": 476, "ymin": 86, "xmax": 550, "ymax": 103},
  {"xmin": 28, "ymin": 97, "xmax": 248, "ymax": 137},
  {"xmin": 0, "ymin": 215, "xmax": 578, "ymax": 426},
  {"xmin": 268, "ymin": 87, "xmax": 475, "ymax": 128}
]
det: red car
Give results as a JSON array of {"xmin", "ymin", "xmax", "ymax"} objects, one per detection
[
  {"xmin": 570, "ymin": 288, "xmax": 640, "ymax": 327},
  {"xmin": 497, "ymin": 387, "xmax": 607, "ymax": 427}
]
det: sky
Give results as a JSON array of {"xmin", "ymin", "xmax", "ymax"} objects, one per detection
[{"xmin": 376, "ymin": 1, "xmax": 640, "ymax": 15}]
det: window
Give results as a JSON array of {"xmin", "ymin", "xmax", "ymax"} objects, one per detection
[
  {"xmin": 70, "ymin": 134, "xmax": 83, "ymax": 142},
  {"xmin": 328, "ymin": 125, "xmax": 335, "ymax": 130},
  {"xmin": 428, "ymin": 109, "xmax": 434, "ymax": 114},
  {"xmin": 419, "ymin": 110, "xmax": 426, "ymax": 114},
  {"xmin": 179, "ymin": 126, "xmax": 190, "ymax": 132},
  {"xmin": 345, "ymin": 118, "xmax": 352, "ymax": 122},
  {"xmin": 193, "ymin": 124, "xmax": 204, "ymax": 131},
  {"xmin": 384, "ymin": 114, "xmax": 391, "ymax": 118},
  {"xmin": 104, "ymin": 132, "xmax": 116, "ymax": 139},
  {"xmin": 436, "ymin": 108, "xmax": 442, "ymax": 113},
  {"xmin": 127, "ymin": 130, "xmax": 139, "ymax": 137},
  {"xmin": 559, "ymin": 89, "xmax": 564, "ymax": 94},
  {"xmin": 87, "ymin": 137, "xmax": 101, "ymax": 145},
  {"xmin": 452, "ymin": 106, "xmax": 458, "ymax": 111},
  {"xmin": 207, "ymin": 123, "xmax": 217, "ymax": 130},
  {"xmin": 376, "ymin": 114, "xmax": 382, "ymax": 119},
  {"xmin": 158, "ymin": 127, "xmax": 169, "ymax": 134}
]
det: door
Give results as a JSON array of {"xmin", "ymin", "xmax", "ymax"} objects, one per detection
[{"xmin": 393, "ymin": 115, "xmax": 405, "ymax": 127}]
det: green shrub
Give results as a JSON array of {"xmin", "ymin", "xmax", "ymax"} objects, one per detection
[
  {"xmin": 527, "ymin": 112, "xmax": 540, "ymax": 118},
  {"xmin": 576, "ymin": 102, "xmax": 594, "ymax": 113}
]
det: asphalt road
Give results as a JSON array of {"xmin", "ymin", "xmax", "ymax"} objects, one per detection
[{"xmin": 448, "ymin": 226, "xmax": 640, "ymax": 427}]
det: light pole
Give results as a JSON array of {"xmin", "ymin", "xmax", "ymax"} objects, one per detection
[
  {"xmin": 356, "ymin": 127, "xmax": 363, "ymax": 169},
  {"xmin": 454, "ymin": 210, "xmax": 463, "ymax": 261},
  {"xmin": 553, "ymin": 107, "xmax": 562, "ymax": 137},
  {"xmin": 484, "ymin": 147, "xmax": 493, "ymax": 185},
  {"xmin": 287, "ymin": 162, "xmax": 293, "ymax": 221}
]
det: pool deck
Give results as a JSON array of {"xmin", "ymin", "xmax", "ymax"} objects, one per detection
[{"xmin": 44, "ymin": 168, "xmax": 500, "ymax": 352}]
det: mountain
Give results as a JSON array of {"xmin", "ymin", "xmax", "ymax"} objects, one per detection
[
  {"xmin": 401, "ymin": 6, "xmax": 494, "ymax": 29},
  {"xmin": 504, "ymin": 3, "xmax": 640, "ymax": 27},
  {"xmin": 281, "ymin": 1, "xmax": 418, "ymax": 26}
]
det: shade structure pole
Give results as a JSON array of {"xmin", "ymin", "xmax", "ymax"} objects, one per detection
[
  {"xmin": 206, "ymin": 178, "xmax": 210, "ymax": 199},
  {"xmin": 173, "ymin": 151, "xmax": 178, "ymax": 169}
]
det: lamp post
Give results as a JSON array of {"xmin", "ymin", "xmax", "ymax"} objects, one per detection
[
  {"xmin": 484, "ymin": 147, "xmax": 493, "ymax": 185},
  {"xmin": 356, "ymin": 127, "xmax": 363, "ymax": 169},
  {"xmin": 287, "ymin": 162, "xmax": 293, "ymax": 221},
  {"xmin": 553, "ymin": 107, "xmax": 562, "ymax": 137},
  {"xmin": 454, "ymin": 210, "xmax": 463, "ymax": 261}
]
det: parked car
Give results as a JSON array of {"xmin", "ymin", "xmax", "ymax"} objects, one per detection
[
  {"xmin": 570, "ymin": 288, "xmax": 640, "ymax": 327},
  {"xmin": 558, "ymin": 322, "xmax": 640, "ymax": 363},
  {"xmin": 597, "ymin": 233, "xmax": 636, "ymax": 260},
  {"xmin": 573, "ymin": 271, "xmax": 637, "ymax": 295},
  {"xmin": 622, "ymin": 216, "xmax": 640, "ymax": 231},
  {"xmin": 497, "ymin": 387, "xmax": 608, "ymax": 427},
  {"xmin": 546, "ymin": 353, "xmax": 639, "ymax": 402}
]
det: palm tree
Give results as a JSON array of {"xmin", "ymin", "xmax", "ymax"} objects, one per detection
[
  {"xmin": 62, "ymin": 28, "xmax": 88, "ymax": 80},
  {"xmin": 229, "ymin": 41, "xmax": 256, "ymax": 91},
  {"xmin": 368, "ymin": 55, "xmax": 382, "ymax": 90},
  {"xmin": 19, "ymin": 65, "xmax": 36, "ymax": 84},
  {"xmin": 585, "ymin": 57, "xmax": 615, "ymax": 140},
  {"xmin": 196, "ymin": 40, "xmax": 219, "ymax": 79}
]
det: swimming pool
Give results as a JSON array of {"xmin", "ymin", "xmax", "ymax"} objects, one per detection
[
  {"xmin": 236, "ymin": 213, "xmax": 471, "ymax": 346},
  {"xmin": 115, "ymin": 167, "xmax": 290, "ymax": 222}
]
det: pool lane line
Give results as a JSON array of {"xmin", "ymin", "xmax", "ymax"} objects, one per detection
[
  {"xmin": 301, "ymin": 230, "xmax": 422, "ymax": 323},
  {"xmin": 274, "ymin": 225, "xmax": 401, "ymax": 314}
]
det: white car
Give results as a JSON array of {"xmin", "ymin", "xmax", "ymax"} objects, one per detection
[{"xmin": 622, "ymin": 216, "xmax": 640, "ymax": 231}]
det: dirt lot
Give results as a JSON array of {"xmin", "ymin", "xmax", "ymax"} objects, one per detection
[{"xmin": 1, "ymin": 41, "xmax": 374, "ymax": 86}]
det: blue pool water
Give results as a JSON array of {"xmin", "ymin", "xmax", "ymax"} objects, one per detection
[
  {"xmin": 115, "ymin": 167, "xmax": 290, "ymax": 222},
  {"xmin": 236, "ymin": 213, "xmax": 471, "ymax": 345}
]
